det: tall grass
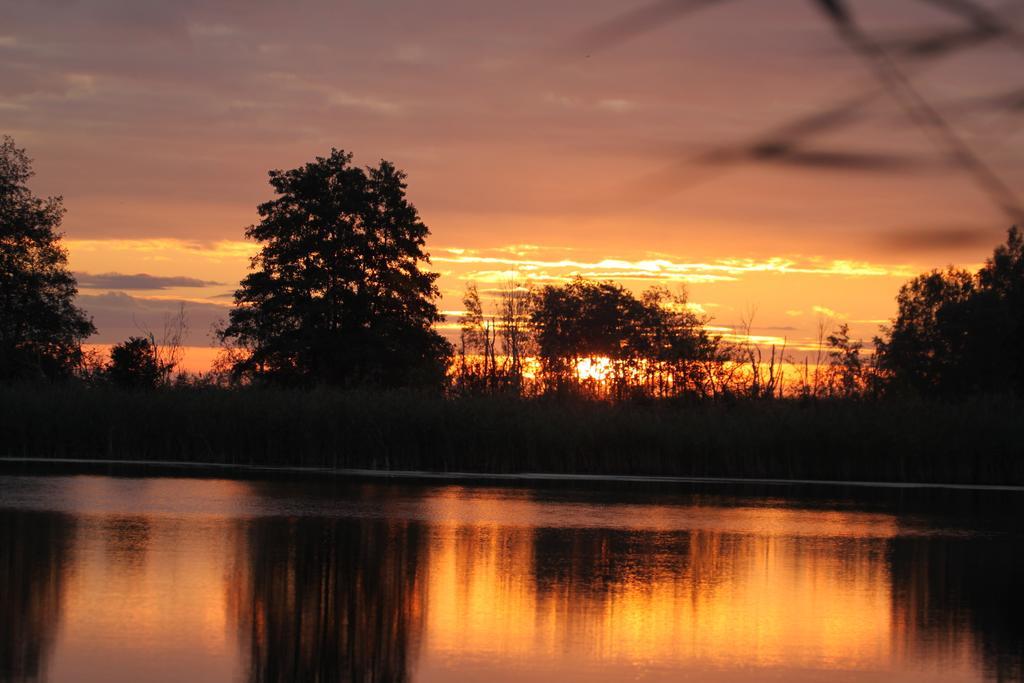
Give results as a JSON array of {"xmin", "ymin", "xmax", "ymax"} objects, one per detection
[{"xmin": 1, "ymin": 384, "xmax": 1022, "ymax": 485}]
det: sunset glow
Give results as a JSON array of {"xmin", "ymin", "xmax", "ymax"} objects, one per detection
[
  {"xmin": 4, "ymin": 1, "xmax": 1020, "ymax": 371},
  {"xmin": 17, "ymin": 481, "xmax": 992, "ymax": 682},
  {"xmin": 4, "ymin": 3, "xmax": 1024, "ymax": 682}
]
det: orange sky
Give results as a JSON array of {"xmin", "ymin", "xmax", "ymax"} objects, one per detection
[{"xmin": 3, "ymin": 0, "xmax": 1022, "ymax": 366}]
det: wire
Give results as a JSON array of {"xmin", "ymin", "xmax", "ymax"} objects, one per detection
[{"xmin": 814, "ymin": 0, "xmax": 1024, "ymax": 221}]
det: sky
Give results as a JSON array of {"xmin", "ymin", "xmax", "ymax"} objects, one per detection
[{"xmin": 3, "ymin": 0, "xmax": 1023, "ymax": 369}]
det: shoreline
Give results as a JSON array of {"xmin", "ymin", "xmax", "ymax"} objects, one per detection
[
  {"xmin": 7, "ymin": 387, "xmax": 1024, "ymax": 488},
  {"xmin": 3, "ymin": 457, "xmax": 1024, "ymax": 492}
]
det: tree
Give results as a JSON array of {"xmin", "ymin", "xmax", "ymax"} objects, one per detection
[
  {"xmin": 875, "ymin": 227, "xmax": 1024, "ymax": 396},
  {"xmin": 0, "ymin": 136, "xmax": 94, "ymax": 381},
  {"xmin": 635, "ymin": 285, "xmax": 723, "ymax": 397},
  {"xmin": 218, "ymin": 149, "xmax": 451, "ymax": 387},
  {"xmin": 875, "ymin": 267, "xmax": 975, "ymax": 394},
  {"xmin": 975, "ymin": 225, "xmax": 1024, "ymax": 392},
  {"xmin": 530, "ymin": 278, "xmax": 643, "ymax": 389},
  {"xmin": 453, "ymin": 279, "xmax": 533, "ymax": 394},
  {"xmin": 497, "ymin": 279, "xmax": 533, "ymax": 387},
  {"xmin": 826, "ymin": 323, "xmax": 863, "ymax": 397},
  {"xmin": 529, "ymin": 277, "xmax": 719, "ymax": 397},
  {"xmin": 455, "ymin": 282, "xmax": 497, "ymax": 392},
  {"xmin": 105, "ymin": 336, "xmax": 167, "ymax": 389}
]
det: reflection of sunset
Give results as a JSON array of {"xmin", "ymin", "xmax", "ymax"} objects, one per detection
[
  {"xmin": 421, "ymin": 491, "xmax": 974, "ymax": 679},
  {"xmin": 59, "ymin": 519, "xmax": 230, "ymax": 648},
  {"xmin": 7, "ymin": 478, "xmax": 1016, "ymax": 682},
  {"xmin": 51, "ymin": 516, "xmax": 238, "ymax": 682},
  {"xmin": 41, "ymin": 477, "xmax": 251, "ymax": 683}
]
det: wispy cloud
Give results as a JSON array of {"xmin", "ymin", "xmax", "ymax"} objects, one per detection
[
  {"xmin": 597, "ymin": 98, "xmax": 636, "ymax": 113},
  {"xmin": 75, "ymin": 272, "xmax": 223, "ymax": 290},
  {"xmin": 265, "ymin": 72, "xmax": 404, "ymax": 115},
  {"xmin": 812, "ymin": 305, "xmax": 844, "ymax": 318},
  {"xmin": 432, "ymin": 248, "xmax": 916, "ymax": 284},
  {"xmin": 67, "ymin": 239, "xmax": 257, "ymax": 263}
]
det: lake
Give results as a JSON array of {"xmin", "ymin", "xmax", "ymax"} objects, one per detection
[{"xmin": 0, "ymin": 473, "xmax": 1021, "ymax": 682}]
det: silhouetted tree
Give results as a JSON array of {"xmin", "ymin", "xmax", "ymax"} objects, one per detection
[
  {"xmin": 105, "ymin": 336, "xmax": 167, "ymax": 389},
  {"xmin": 456, "ymin": 282, "xmax": 497, "ymax": 392},
  {"xmin": 876, "ymin": 227, "xmax": 1024, "ymax": 396},
  {"xmin": 218, "ymin": 150, "xmax": 451, "ymax": 387},
  {"xmin": 454, "ymin": 280, "xmax": 533, "ymax": 394},
  {"xmin": 875, "ymin": 267, "xmax": 976, "ymax": 395},
  {"xmin": 975, "ymin": 226, "xmax": 1024, "ymax": 393},
  {"xmin": 498, "ymin": 280, "xmax": 532, "ymax": 385},
  {"xmin": 531, "ymin": 278, "xmax": 643, "ymax": 392},
  {"xmin": 732, "ymin": 307, "xmax": 788, "ymax": 399},
  {"xmin": 826, "ymin": 323, "xmax": 863, "ymax": 397},
  {"xmin": 635, "ymin": 285, "xmax": 724, "ymax": 397},
  {"xmin": 0, "ymin": 136, "xmax": 94, "ymax": 381},
  {"xmin": 530, "ymin": 278, "xmax": 719, "ymax": 397}
]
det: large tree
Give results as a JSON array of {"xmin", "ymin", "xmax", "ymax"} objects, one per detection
[
  {"xmin": 875, "ymin": 227, "xmax": 1024, "ymax": 395},
  {"xmin": 0, "ymin": 136, "xmax": 94, "ymax": 381},
  {"xmin": 219, "ymin": 149, "xmax": 451, "ymax": 387}
]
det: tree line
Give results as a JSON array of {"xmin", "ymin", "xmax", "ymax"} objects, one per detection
[{"xmin": 2, "ymin": 134, "xmax": 1022, "ymax": 399}]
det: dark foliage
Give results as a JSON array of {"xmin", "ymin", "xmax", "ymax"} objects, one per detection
[
  {"xmin": 105, "ymin": 336, "xmax": 167, "ymax": 390},
  {"xmin": 2, "ymin": 386, "xmax": 1023, "ymax": 485},
  {"xmin": 0, "ymin": 136, "xmax": 94, "ymax": 381},
  {"xmin": 528, "ymin": 278, "xmax": 723, "ymax": 397},
  {"xmin": 531, "ymin": 278, "xmax": 644, "ymax": 377},
  {"xmin": 876, "ymin": 226, "xmax": 1024, "ymax": 395},
  {"xmin": 219, "ymin": 149, "xmax": 451, "ymax": 388}
]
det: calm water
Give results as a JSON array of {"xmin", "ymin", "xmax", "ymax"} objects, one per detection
[{"xmin": 0, "ymin": 474, "xmax": 1022, "ymax": 683}]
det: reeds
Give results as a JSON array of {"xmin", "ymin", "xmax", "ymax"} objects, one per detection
[{"xmin": 1, "ymin": 384, "xmax": 1021, "ymax": 485}]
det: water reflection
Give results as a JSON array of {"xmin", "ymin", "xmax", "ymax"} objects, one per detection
[
  {"xmin": 0, "ymin": 509, "xmax": 74, "ymax": 683},
  {"xmin": 0, "ymin": 476, "xmax": 1021, "ymax": 682},
  {"xmin": 101, "ymin": 516, "xmax": 151, "ymax": 578},
  {"xmin": 228, "ymin": 516, "xmax": 425, "ymax": 683},
  {"xmin": 890, "ymin": 536, "xmax": 1024, "ymax": 681},
  {"xmin": 425, "ymin": 524, "xmax": 896, "ymax": 675}
]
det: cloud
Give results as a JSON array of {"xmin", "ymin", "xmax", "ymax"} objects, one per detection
[
  {"xmin": 265, "ymin": 72, "xmax": 404, "ymax": 115},
  {"xmin": 187, "ymin": 23, "xmax": 239, "ymax": 39},
  {"xmin": 597, "ymin": 98, "xmax": 636, "ymax": 113},
  {"xmin": 812, "ymin": 305, "xmax": 844, "ymax": 318},
  {"xmin": 432, "ymin": 248, "xmax": 917, "ymax": 284},
  {"xmin": 66, "ymin": 238, "xmax": 257, "ymax": 263},
  {"xmin": 76, "ymin": 291, "xmax": 230, "ymax": 344},
  {"xmin": 878, "ymin": 225, "xmax": 1001, "ymax": 251},
  {"xmin": 75, "ymin": 271, "xmax": 223, "ymax": 290}
]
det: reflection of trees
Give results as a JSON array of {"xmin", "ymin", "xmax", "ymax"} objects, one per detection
[
  {"xmin": 890, "ymin": 535, "xmax": 1024, "ymax": 681},
  {"xmin": 531, "ymin": 527, "xmax": 758, "ymax": 602},
  {"xmin": 533, "ymin": 527, "xmax": 689, "ymax": 592},
  {"xmin": 228, "ymin": 516, "xmax": 426, "ymax": 683},
  {"xmin": 535, "ymin": 524, "xmax": 1023, "ymax": 678},
  {"xmin": 101, "ymin": 515, "xmax": 151, "ymax": 578},
  {"xmin": 0, "ymin": 509, "xmax": 74, "ymax": 683}
]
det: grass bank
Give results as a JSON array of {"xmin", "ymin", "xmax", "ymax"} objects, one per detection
[{"xmin": 1, "ymin": 385, "xmax": 1022, "ymax": 485}]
